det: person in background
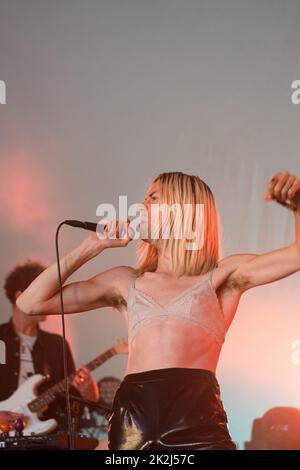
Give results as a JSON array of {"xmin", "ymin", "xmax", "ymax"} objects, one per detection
[
  {"xmin": 0, "ymin": 261, "xmax": 99, "ymax": 431},
  {"xmin": 83, "ymin": 376, "xmax": 121, "ymax": 451}
]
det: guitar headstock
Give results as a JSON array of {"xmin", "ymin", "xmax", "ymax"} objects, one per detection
[{"xmin": 113, "ymin": 337, "xmax": 128, "ymax": 355}]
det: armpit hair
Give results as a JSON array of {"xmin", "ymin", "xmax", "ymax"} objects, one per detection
[{"xmin": 225, "ymin": 272, "xmax": 251, "ymax": 291}]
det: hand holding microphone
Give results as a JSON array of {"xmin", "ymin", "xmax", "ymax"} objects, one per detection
[
  {"xmin": 65, "ymin": 218, "xmax": 134, "ymax": 258},
  {"xmin": 98, "ymin": 218, "xmax": 135, "ymax": 247}
]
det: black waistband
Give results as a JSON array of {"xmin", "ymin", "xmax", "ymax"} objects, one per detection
[{"xmin": 122, "ymin": 367, "xmax": 216, "ymax": 383}]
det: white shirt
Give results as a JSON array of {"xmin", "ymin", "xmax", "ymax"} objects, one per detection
[{"xmin": 18, "ymin": 332, "xmax": 37, "ymax": 386}]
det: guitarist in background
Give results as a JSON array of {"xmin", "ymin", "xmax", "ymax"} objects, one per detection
[{"xmin": 0, "ymin": 261, "xmax": 99, "ymax": 430}]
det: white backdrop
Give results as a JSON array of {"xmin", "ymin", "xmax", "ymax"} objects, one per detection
[{"xmin": 1, "ymin": 0, "xmax": 300, "ymax": 448}]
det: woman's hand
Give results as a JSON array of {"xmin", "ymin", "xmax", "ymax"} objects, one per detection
[
  {"xmin": 80, "ymin": 219, "xmax": 134, "ymax": 259},
  {"xmin": 264, "ymin": 171, "xmax": 300, "ymax": 211}
]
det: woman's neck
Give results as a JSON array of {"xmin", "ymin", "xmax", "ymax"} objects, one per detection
[{"xmin": 155, "ymin": 246, "xmax": 182, "ymax": 278}]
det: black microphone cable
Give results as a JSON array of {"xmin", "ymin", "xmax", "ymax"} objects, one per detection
[
  {"xmin": 55, "ymin": 221, "xmax": 75, "ymax": 450},
  {"xmin": 55, "ymin": 217, "xmax": 112, "ymax": 449},
  {"xmin": 54, "ymin": 219, "xmax": 107, "ymax": 450}
]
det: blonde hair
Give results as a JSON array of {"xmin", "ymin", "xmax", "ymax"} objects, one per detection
[{"xmin": 135, "ymin": 172, "xmax": 222, "ymax": 277}]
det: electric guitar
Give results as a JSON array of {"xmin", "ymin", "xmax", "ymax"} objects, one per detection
[{"xmin": 0, "ymin": 338, "xmax": 128, "ymax": 436}]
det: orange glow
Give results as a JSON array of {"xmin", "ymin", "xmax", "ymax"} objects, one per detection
[
  {"xmin": 219, "ymin": 288, "xmax": 300, "ymax": 403},
  {"xmin": 0, "ymin": 152, "xmax": 55, "ymax": 242}
]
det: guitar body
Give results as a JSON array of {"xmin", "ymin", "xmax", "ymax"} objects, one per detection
[
  {"xmin": 0, "ymin": 374, "xmax": 57, "ymax": 436},
  {"xmin": 0, "ymin": 338, "xmax": 127, "ymax": 436}
]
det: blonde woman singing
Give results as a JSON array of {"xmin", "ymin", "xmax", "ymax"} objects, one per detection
[{"xmin": 18, "ymin": 171, "xmax": 300, "ymax": 450}]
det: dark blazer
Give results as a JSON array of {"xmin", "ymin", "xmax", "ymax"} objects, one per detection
[{"xmin": 0, "ymin": 319, "xmax": 77, "ymax": 429}]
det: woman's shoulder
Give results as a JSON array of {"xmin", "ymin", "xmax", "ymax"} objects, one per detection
[
  {"xmin": 218, "ymin": 253, "xmax": 258, "ymax": 269},
  {"xmin": 99, "ymin": 265, "xmax": 138, "ymax": 280},
  {"xmin": 111, "ymin": 265, "xmax": 138, "ymax": 276}
]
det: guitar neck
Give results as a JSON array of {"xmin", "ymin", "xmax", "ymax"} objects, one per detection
[{"xmin": 28, "ymin": 346, "xmax": 117, "ymax": 413}]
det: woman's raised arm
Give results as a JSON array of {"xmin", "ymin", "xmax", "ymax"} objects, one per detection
[{"xmin": 17, "ymin": 224, "xmax": 133, "ymax": 315}]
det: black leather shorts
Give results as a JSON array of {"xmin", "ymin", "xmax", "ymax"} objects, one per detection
[{"xmin": 108, "ymin": 367, "xmax": 236, "ymax": 450}]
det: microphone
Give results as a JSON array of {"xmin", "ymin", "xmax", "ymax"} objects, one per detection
[
  {"xmin": 64, "ymin": 219, "xmax": 135, "ymax": 238},
  {"xmin": 64, "ymin": 220, "xmax": 100, "ymax": 231}
]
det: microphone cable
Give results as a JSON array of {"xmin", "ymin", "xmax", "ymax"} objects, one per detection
[{"xmin": 55, "ymin": 221, "xmax": 74, "ymax": 450}]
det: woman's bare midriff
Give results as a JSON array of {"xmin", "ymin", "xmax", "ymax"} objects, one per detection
[{"xmin": 124, "ymin": 317, "xmax": 221, "ymax": 376}]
